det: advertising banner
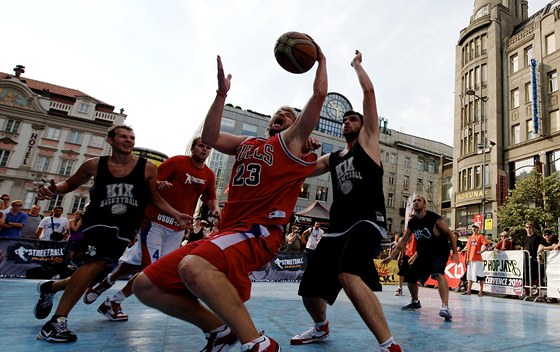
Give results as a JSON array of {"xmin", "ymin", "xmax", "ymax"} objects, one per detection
[
  {"xmin": 546, "ymin": 250, "xmax": 560, "ymax": 299},
  {"xmin": 250, "ymin": 251, "xmax": 307, "ymax": 282},
  {"xmin": 482, "ymin": 250, "xmax": 525, "ymax": 296},
  {"xmin": 0, "ymin": 238, "xmax": 68, "ymax": 278}
]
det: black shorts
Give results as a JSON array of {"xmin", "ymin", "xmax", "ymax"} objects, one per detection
[
  {"xmin": 404, "ymin": 252, "xmax": 448, "ymax": 284},
  {"xmin": 397, "ymin": 255, "xmax": 412, "ymax": 277},
  {"xmin": 298, "ymin": 221, "xmax": 384, "ymax": 305},
  {"xmin": 73, "ymin": 224, "xmax": 131, "ymax": 265}
]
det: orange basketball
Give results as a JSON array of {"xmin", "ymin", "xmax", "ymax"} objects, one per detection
[{"xmin": 274, "ymin": 32, "xmax": 318, "ymax": 74}]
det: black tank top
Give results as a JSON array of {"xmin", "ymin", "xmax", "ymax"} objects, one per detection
[
  {"xmin": 328, "ymin": 143, "xmax": 387, "ymax": 233},
  {"xmin": 407, "ymin": 210, "xmax": 449, "ymax": 255},
  {"xmin": 82, "ymin": 156, "xmax": 150, "ymax": 238}
]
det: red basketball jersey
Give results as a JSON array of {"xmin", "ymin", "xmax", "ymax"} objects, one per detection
[
  {"xmin": 144, "ymin": 155, "xmax": 216, "ymax": 231},
  {"xmin": 220, "ymin": 133, "xmax": 316, "ymax": 231}
]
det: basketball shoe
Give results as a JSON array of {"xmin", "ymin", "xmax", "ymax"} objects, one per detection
[
  {"xmin": 83, "ymin": 277, "xmax": 114, "ymax": 304},
  {"xmin": 241, "ymin": 335, "xmax": 280, "ymax": 352},
  {"xmin": 34, "ymin": 280, "xmax": 55, "ymax": 319},
  {"xmin": 97, "ymin": 297, "xmax": 128, "ymax": 321},
  {"xmin": 290, "ymin": 321, "xmax": 330, "ymax": 345},
  {"xmin": 201, "ymin": 326, "xmax": 238, "ymax": 352},
  {"xmin": 37, "ymin": 316, "xmax": 77, "ymax": 343}
]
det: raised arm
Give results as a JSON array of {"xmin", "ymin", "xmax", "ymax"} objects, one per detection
[
  {"xmin": 201, "ymin": 55, "xmax": 246, "ymax": 155},
  {"xmin": 37, "ymin": 158, "xmax": 98, "ymax": 200},
  {"xmin": 283, "ymin": 40, "xmax": 327, "ymax": 156},
  {"xmin": 352, "ymin": 50, "xmax": 381, "ymax": 165}
]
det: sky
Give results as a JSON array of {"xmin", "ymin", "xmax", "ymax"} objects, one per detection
[{"xmin": 1, "ymin": 0, "xmax": 553, "ymax": 157}]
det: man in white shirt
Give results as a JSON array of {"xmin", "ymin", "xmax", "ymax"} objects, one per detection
[
  {"xmin": 35, "ymin": 206, "xmax": 69, "ymax": 241},
  {"xmin": 303, "ymin": 222, "xmax": 324, "ymax": 262}
]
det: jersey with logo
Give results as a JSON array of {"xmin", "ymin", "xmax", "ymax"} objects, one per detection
[
  {"xmin": 466, "ymin": 234, "xmax": 489, "ymax": 262},
  {"xmin": 407, "ymin": 210, "xmax": 449, "ymax": 256},
  {"xmin": 219, "ymin": 133, "xmax": 316, "ymax": 231},
  {"xmin": 144, "ymin": 155, "xmax": 216, "ymax": 231},
  {"xmin": 82, "ymin": 156, "xmax": 150, "ymax": 239},
  {"xmin": 328, "ymin": 142, "xmax": 387, "ymax": 234}
]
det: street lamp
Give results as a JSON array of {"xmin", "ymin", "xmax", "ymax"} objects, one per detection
[{"xmin": 466, "ymin": 89, "xmax": 489, "ymax": 233}]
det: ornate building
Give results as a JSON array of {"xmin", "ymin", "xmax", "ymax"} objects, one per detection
[
  {"xmin": 454, "ymin": 1, "xmax": 560, "ymax": 237},
  {"xmin": 0, "ymin": 65, "xmax": 126, "ymax": 215}
]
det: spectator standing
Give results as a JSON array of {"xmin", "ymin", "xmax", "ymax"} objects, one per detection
[
  {"xmin": 285, "ymin": 226, "xmax": 302, "ymax": 252},
  {"xmin": 0, "ymin": 194, "xmax": 11, "ymax": 214},
  {"xmin": 495, "ymin": 229, "xmax": 513, "ymax": 251},
  {"xmin": 302, "ymin": 222, "xmax": 324, "ymax": 262},
  {"xmin": 463, "ymin": 224, "xmax": 489, "ymax": 296},
  {"xmin": 35, "ymin": 206, "xmax": 69, "ymax": 241},
  {"xmin": 21, "ymin": 205, "xmax": 44, "ymax": 240},
  {"xmin": 522, "ymin": 222, "xmax": 541, "ymax": 291},
  {"xmin": 0, "ymin": 200, "xmax": 28, "ymax": 238}
]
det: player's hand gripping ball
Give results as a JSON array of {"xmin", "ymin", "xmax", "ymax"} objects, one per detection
[{"xmin": 274, "ymin": 31, "xmax": 318, "ymax": 74}]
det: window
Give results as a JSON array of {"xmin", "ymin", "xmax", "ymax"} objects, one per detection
[
  {"xmin": 0, "ymin": 150, "xmax": 9, "ymax": 167},
  {"xmin": 404, "ymin": 157, "xmax": 411, "ymax": 168},
  {"xmin": 242, "ymin": 123, "xmax": 257, "ymax": 136},
  {"xmin": 510, "ymin": 54, "xmax": 519, "ymax": 73},
  {"xmin": 321, "ymin": 143, "xmax": 333, "ymax": 156},
  {"xmin": 47, "ymin": 194, "xmax": 64, "ymax": 211},
  {"xmin": 546, "ymin": 33, "xmax": 556, "ymax": 55},
  {"xmin": 59, "ymin": 159, "xmax": 75, "ymax": 176},
  {"xmin": 23, "ymin": 191, "xmax": 36, "ymax": 209},
  {"xmin": 474, "ymin": 166, "xmax": 482, "ymax": 188},
  {"xmin": 512, "ymin": 124, "xmax": 520, "ymax": 144},
  {"xmin": 71, "ymin": 196, "xmax": 88, "ymax": 213},
  {"xmin": 89, "ymin": 135, "xmax": 105, "ymax": 148},
  {"xmin": 386, "ymin": 219, "xmax": 393, "ymax": 233},
  {"xmin": 45, "ymin": 127, "xmax": 61, "ymax": 140},
  {"xmin": 524, "ymin": 46, "xmax": 533, "ymax": 67},
  {"xmin": 514, "ymin": 158, "xmax": 534, "ymax": 182},
  {"xmin": 428, "ymin": 162, "xmax": 435, "ymax": 173},
  {"xmin": 481, "ymin": 64, "xmax": 488, "ymax": 86},
  {"xmin": 549, "ymin": 150, "xmax": 560, "ymax": 174},
  {"xmin": 417, "ymin": 160, "xmax": 424, "ymax": 171},
  {"xmin": 388, "ymin": 172, "xmax": 395, "ymax": 185},
  {"xmin": 315, "ymin": 186, "xmax": 328, "ymax": 202},
  {"xmin": 78, "ymin": 103, "xmax": 90, "ymax": 113},
  {"xmin": 35, "ymin": 155, "xmax": 51, "ymax": 172},
  {"xmin": 401, "ymin": 196, "xmax": 408, "ymax": 209},
  {"xmin": 526, "ymin": 119, "xmax": 534, "ymax": 140},
  {"xmin": 299, "ymin": 183, "xmax": 310, "ymax": 199},
  {"xmin": 387, "ymin": 193, "xmax": 394, "ymax": 208},
  {"xmin": 467, "ymin": 168, "xmax": 472, "ymax": 190},
  {"xmin": 525, "ymin": 82, "xmax": 532, "ymax": 104},
  {"xmin": 389, "ymin": 153, "xmax": 397, "ymax": 164},
  {"xmin": 442, "ymin": 176, "xmax": 452, "ymax": 202},
  {"xmin": 417, "ymin": 178, "xmax": 423, "ymax": 191},
  {"xmin": 474, "ymin": 5, "xmax": 489, "ymax": 19},
  {"xmin": 551, "ymin": 110, "xmax": 560, "ymax": 133},
  {"xmin": 4, "ymin": 119, "xmax": 21, "ymax": 133},
  {"xmin": 511, "ymin": 88, "xmax": 520, "ymax": 108},
  {"xmin": 221, "ymin": 118, "xmax": 235, "ymax": 134},
  {"xmin": 427, "ymin": 181, "xmax": 433, "ymax": 193},
  {"xmin": 549, "ymin": 71, "xmax": 558, "ymax": 93},
  {"xmin": 403, "ymin": 175, "xmax": 409, "ymax": 188},
  {"xmin": 67, "ymin": 131, "xmax": 83, "ymax": 144}
]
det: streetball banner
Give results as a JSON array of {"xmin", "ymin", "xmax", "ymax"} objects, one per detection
[
  {"xmin": 546, "ymin": 250, "xmax": 560, "ymax": 299},
  {"xmin": 482, "ymin": 250, "xmax": 525, "ymax": 296},
  {"xmin": 0, "ymin": 238, "xmax": 68, "ymax": 277}
]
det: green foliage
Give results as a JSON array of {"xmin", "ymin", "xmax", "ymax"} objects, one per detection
[{"xmin": 497, "ymin": 170, "xmax": 560, "ymax": 246}]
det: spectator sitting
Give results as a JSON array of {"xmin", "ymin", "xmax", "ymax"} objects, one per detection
[
  {"xmin": 538, "ymin": 229, "xmax": 558, "ymax": 255},
  {"xmin": 21, "ymin": 205, "xmax": 44, "ymax": 240},
  {"xmin": 0, "ymin": 200, "xmax": 28, "ymax": 238},
  {"xmin": 35, "ymin": 206, "xmax": 69, "ymax": 241}
]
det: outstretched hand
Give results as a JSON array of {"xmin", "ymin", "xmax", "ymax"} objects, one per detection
[
  {"xmin": 302, "ymin": 137, "xmax": 321, "ymax": 154},
  {"xmin": 217, "ymin": 55, "xmax": 232, "ymax": 96},
  {"xmin": 37, "ymin": 179, "xmax": 57, "ymax": 200},
  {"xmin": 351, "ymin": 50, "xmax": 362, "ymax": 67}
]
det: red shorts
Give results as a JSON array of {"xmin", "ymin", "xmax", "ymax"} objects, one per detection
[{"xmin": 143, "ymin": 224, "xmax": 282, "ymax": 302}]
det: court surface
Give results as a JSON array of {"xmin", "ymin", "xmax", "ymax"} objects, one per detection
[{"xmin": 1, "ymin": 279, "xmax": 559, "ymax": 351}]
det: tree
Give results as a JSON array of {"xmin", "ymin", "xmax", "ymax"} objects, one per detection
[{"xmin": 497, "ymin": 170, "xmax": 560, "ymax": 245}]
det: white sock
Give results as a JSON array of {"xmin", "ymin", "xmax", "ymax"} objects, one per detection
[
  {"xmin": 208, "ymin": 324, "xmax": 230, "ymax": 338},
  {"xmin": 314, "ymin": 320, "xmax": 327, "ymax": 329},
  {"xmin": 109, "ymin": 290, "xmax": 127, "ymax": 303},
  {"xmin": 380, "ymin": 336, "xmax": 396, "ymax": 349},
  {"xmin": 105, "ymin": 275, "xmax": 115, "ymax": 285}
]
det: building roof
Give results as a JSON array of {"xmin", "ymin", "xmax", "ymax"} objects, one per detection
[{"xmin": 0, "ymin": 71, "xmax": 113, "ymax": 109}]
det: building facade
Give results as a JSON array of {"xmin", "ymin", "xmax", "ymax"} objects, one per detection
[
  {"xmin": 199, "ymin": 92, "xmax": 452, "ymax": 235},
  {"xmin": 0, "ymin": 66, "xmax": 126, "ymax": 216},
  {"xmin": 454, "ymin": 0, "xmax": 560, "ymax": 238}
]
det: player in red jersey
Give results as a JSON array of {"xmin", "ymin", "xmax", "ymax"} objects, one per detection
[
  {"xmin": 133, "ymin": 47, "xmax": 327, "ymax": 352},
  {"xmin": 82, "ymin": 137, "xmax": 219, "ymax": 321}
]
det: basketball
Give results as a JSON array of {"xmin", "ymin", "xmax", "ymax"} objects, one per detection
[{"xmin": 274, "ymin": 32, "xmax": 318, "ymax": 74}]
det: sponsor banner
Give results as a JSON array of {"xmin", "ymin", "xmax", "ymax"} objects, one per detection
[
  {"xmin": 0, "ymin": 238, "xmax": 68, "ymax": 277},
  {"xmin": 482, "ymin": 250, "xmax": 525, "ymax": 296},
  {"xmin": 424, "ymin": 252, "xmax": 466, "ymax": 289},
  {"xmin": 374, "ymin": 259, "xmax": 400, "ymax": 285},
  {"xmin": 250, "ymin": 251, "xmax": 307, "ymax": 282},
  {"xmin": 546, "ymin": 251, "xmax": 560, "ymax": 299}
]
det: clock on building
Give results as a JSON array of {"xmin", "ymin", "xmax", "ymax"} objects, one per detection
[{"xmin": 321, "ymin": 92, "xmax": 353, "ymax": 121}]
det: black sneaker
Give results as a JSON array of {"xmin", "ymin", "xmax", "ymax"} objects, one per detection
[
  {"xmin": 401, "ymin": 300, "xmax": 422, "ymax": 310},
  {"xmin": 37, "ymin": 317, "xmax": 77, "ymax": 342},
  {"xmin": 34, "ymin": 281, "xmax": 55, "ymax": 319}
]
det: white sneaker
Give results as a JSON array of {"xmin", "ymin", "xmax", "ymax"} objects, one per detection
[{"xmin": 290, "ymin": 322, "xmax": 329, "ymax": 345}]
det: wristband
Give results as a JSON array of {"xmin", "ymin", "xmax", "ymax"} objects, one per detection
[{"xmin": 216, "ymin": 90, "xmax": 227, "ymax": 99}]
